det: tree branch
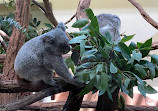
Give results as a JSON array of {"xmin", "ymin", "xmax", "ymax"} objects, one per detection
[
  {"xmin": 76, "ymin": 0, "xmax": 91, "ymax": 20},
  {"xmin": 0, "ymin": 36, "xmax": 7, "ymax": 51},
  {"xmin": 0, "ymin": 30, "xmax": 10, "ymax": 41},
  {"xmin": 43, "ymin": 0, "xmax": 58, "ymax": 27},
  {"xmin": 22, "ymin": 101, "xmax": 158, "ymax": 111},
  {"xmin": 152, "ymin": 41, "xmax": 158, "ymax": 50},
  {"xmin": 0, "ymin": 78, "xmax": 78, "ymax": 111},
  {"xmin": 128, "ymin": 0, "xmax": 158, "ymax": 30},
  {"xmin": 64, "ymin": 13, "xmax": 76, "ymax": 25},
  {"xmin": 32, "ymin": 0, "xmax": 46, "ymax": 13}
]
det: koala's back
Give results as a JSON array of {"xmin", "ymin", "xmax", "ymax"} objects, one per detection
[{"xmin": 14, "ymin": 36, "xmax": 49, "ymax": 81}]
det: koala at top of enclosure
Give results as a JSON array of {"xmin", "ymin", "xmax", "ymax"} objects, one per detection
[
  {"xmin": 96, "ymin": 13, "xmax": 121, "ymax": 42},
  {"xmin": 14, "ymin": 22, "xmax": 80, "ymax": 87}
]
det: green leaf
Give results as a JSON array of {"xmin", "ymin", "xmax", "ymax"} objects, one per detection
[
  {"xmin": 127, "ymin": 49, "xmax": 142, "ymax": 65},
  {"xmin": 33, "ymin": 18, "xmax": 37, "ymax": 24},
  {"xmin": 156, "ymin": 66, "xmax": 158, "ymax": 77},
  {"xmin": 82, "ymin": 73, "xmax": 90, "ymax": 82},
  {"xmin": 72, "ymin": 19, "xmax": 89, "ymax": 28},
  {"xmin": 140, "ymin": 38, "xmax": 152, "ymax": 48},
  {"xmin": 124, "ymin": 78, "xmax": 130, "ymax": 88},
  {"xmin": 128, "ymin": 88, "xmax": 134, "ymax": 98},
  {"xmin": 110, "ymin": 62, "xmax": 118, "ymax": 73},
  {"xmin": 79, "ymin": 77, "xmax": 95, "ymax": 96},
  {"xmin": 69, "ymin": 35, "xmax": 87, "ymax": 44},
  {"xmin": 77, "ymin": 62, "xmax": 96, "ymax": 70},
  {"xmin": 84, "ymin": 49, "xmax": 98, "ymax": 55},
  {"xmin": 129, "ymin": 42, "xmax": 136, "ymax": 51},
  {"xmin": 144, "ymin": 85, "xmax": 157, "ymax": 94},
  {"xmin": 36, "ymin": 21, "xmax": 41, "ymax": 27},
  {"xmin": 132, "ymin": 49, "xmax": 142, "ymax": 62},
  {"xmin": 80, "ymin": 40, "xmax": 86, "ymax": 56},
  {"xmin": 134, "ymin": 64, "xmax": 147, "ymax": 78},
  {"xmin": 84, "ymin": 8, "xmax": 95, "ymax": 20},
  {"xmin": 101, "ymin": 49, "xmax": 109, "ymax": 60},
  {"xmin": 130, "ymin": 72, "xmax": 144, "ymax": 86},
  {"xmin": 65, "ymin": 57, "xmax": 75, "ymax": 73},
  {"xmin": 151, "ymin": 55, "xmax": 158, "ymax": 65},
  {"xmin": 91, "ymin": 16, "xmax": 99, "ymax": 31},
  {"xmin": 121, "ymin": 34, "xmax": 135, "ymax": 43},
  {"xmin": 99, "ymin": 72, "xmax": 109, "ymax": 96},
  {"xmin": 138, "ymin": 84, "xmax": 146, "ymax": 97},
  {"xmin": 118, "ymin": 42, "xmax": 131, "ymax": 60},
  {"xmin": 71, "ymin": 51, "xmax": 80, "ymax": 65},
  {"xmin": 44, "ymin": 23, "xmax": 53, "ymax": 28},
  {"xmin": 137, "ymin": 42, "xmax": 142, "ymax": 49},
  {"xmin": 149, "ymin": 68, "xmax": 155, "ymax": 80},
  {"xmin": 104, "ymin": 32, "xmax": 112, "ymax": 44},
  {"xmin": 139, "ymin": 38, "xmax": 152, "ymax": 57},
  {"xmin": 94, "ymin": 75, "xmax": 101, "ymax": 89},
  {"xmin": 96, "ymin": 64, "xmax": 103, "ymax": 73},
  {"xmin": 107, "ymin": 87, "xmax": 113, "ymax": 101}
]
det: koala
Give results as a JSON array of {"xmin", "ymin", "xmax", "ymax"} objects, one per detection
[
  {"xmin": 96, "ymin": 13, "xmax": 121, "ymax": 42},
  {"xmin": 14, "ymin": 22, "xmax": 80, "ymax": 87}
]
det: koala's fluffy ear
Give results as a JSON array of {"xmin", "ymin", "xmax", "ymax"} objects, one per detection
[
  {"xmin": 42, "ymin": 36, "xmax": 55, "ymax": 44},
  {"xmin": 56, "ymin": 22, "xmax": 66, "ymax": 31}
]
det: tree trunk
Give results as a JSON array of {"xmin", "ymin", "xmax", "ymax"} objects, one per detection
[
  {"xmin": 96, "ymin": 88, "xmax": 120, "ymax": 111},
  {"xmin": 0, "ymin": 0, "xmax": 30, "ymax": 105},
  {"xmin": 62, "ymin": 89, "xmax": 84, "ymax": 111}
]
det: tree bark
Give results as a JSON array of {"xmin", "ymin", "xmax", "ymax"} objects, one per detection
[
  {"xmin": 62, "ymin": 88, "xmax": 84, "ymax": 111},
  {"xmin": 128, "ymin": 0, "xmax": 158, "ymax": 30},
  {"xmin": 43, "ymin": 0, "xmax": 58, "ymax": 27},
  {"xmin": 76, "ymin": 0, "xmax": 91, "ymax": 21},
  {"xmin": 0, "ymin": 0, "xmax": 30, "ymax": 105},
  {"xmin": 96, "ymin": 88, "xmax": 120, "ymax": 111}
]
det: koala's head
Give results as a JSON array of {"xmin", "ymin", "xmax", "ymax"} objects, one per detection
[
  {"xmin": 42, "ymin": 22, "xmax": 70, "ymax": 55},
  {"xmin": 96, "ymin": 13, "xmax": 121, "ymax": 29}
]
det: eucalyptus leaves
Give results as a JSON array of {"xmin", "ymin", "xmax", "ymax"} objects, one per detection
[{"xmin": 65, "ymin": 8, "xmax": 158, "ymax": 102}]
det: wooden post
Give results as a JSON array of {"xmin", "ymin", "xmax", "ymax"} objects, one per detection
[{"xmin": 0, "ymin": 0, "xmax": 30, "ymax": 105}]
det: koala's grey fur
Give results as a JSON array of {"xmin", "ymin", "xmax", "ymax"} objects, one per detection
[
  {"xmin": 96, "ymin": 13, "xmax": 121, "ymax": 42},
  {"xmin": 14, "ymin": 22, "xmax": 79, "ymax": 87}
]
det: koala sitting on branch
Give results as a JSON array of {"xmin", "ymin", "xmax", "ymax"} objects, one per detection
[
  {"xmin": 14, "ymin": 22, "xmax": 80, "ymax": 87},
  {"xmin": 96, "ymin": 13, "xmax": 121, "ymax": 42}
]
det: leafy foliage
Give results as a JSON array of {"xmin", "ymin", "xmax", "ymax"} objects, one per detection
[{"xmin": 65, "ymin": 8, "xmax": 158, "ymax": 105}]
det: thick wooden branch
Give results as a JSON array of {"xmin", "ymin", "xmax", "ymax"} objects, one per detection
[
  {"xmin": 0, "ymin": 54, "xmax": 6, "ymax": 63},
  {"xmin": 0, "ymin": 78, "xmax": 78, "ymax": 111},
  {"xmin": 22, "ymin": 101, "xmax": 158, "ymax": 111},
  {"xmin": 32, "ymin": 0, "xmax": 58, "ymax": 27},
  {"xmin": 0, "ymin": 78, "xmax": 76, "ymax": 93},
  {"xmin": 43, "ymin": 0, "xmax": 58, "ymax": 27},
  {"xmin": 76, "ymin": 0, "xmax": 91, "ymax": 20},
  {"xmin": 128, "ymin": 0, "xmax": 158, "ymax": 30}
]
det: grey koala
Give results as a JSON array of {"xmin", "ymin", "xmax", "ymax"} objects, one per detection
[
  {"xmin": 96, "ymin": 13, "xmax": 121, "ymax": 42},
  {"xmin": 14, "ymin": 22, "xmax": 79, "ymax": 87}
]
